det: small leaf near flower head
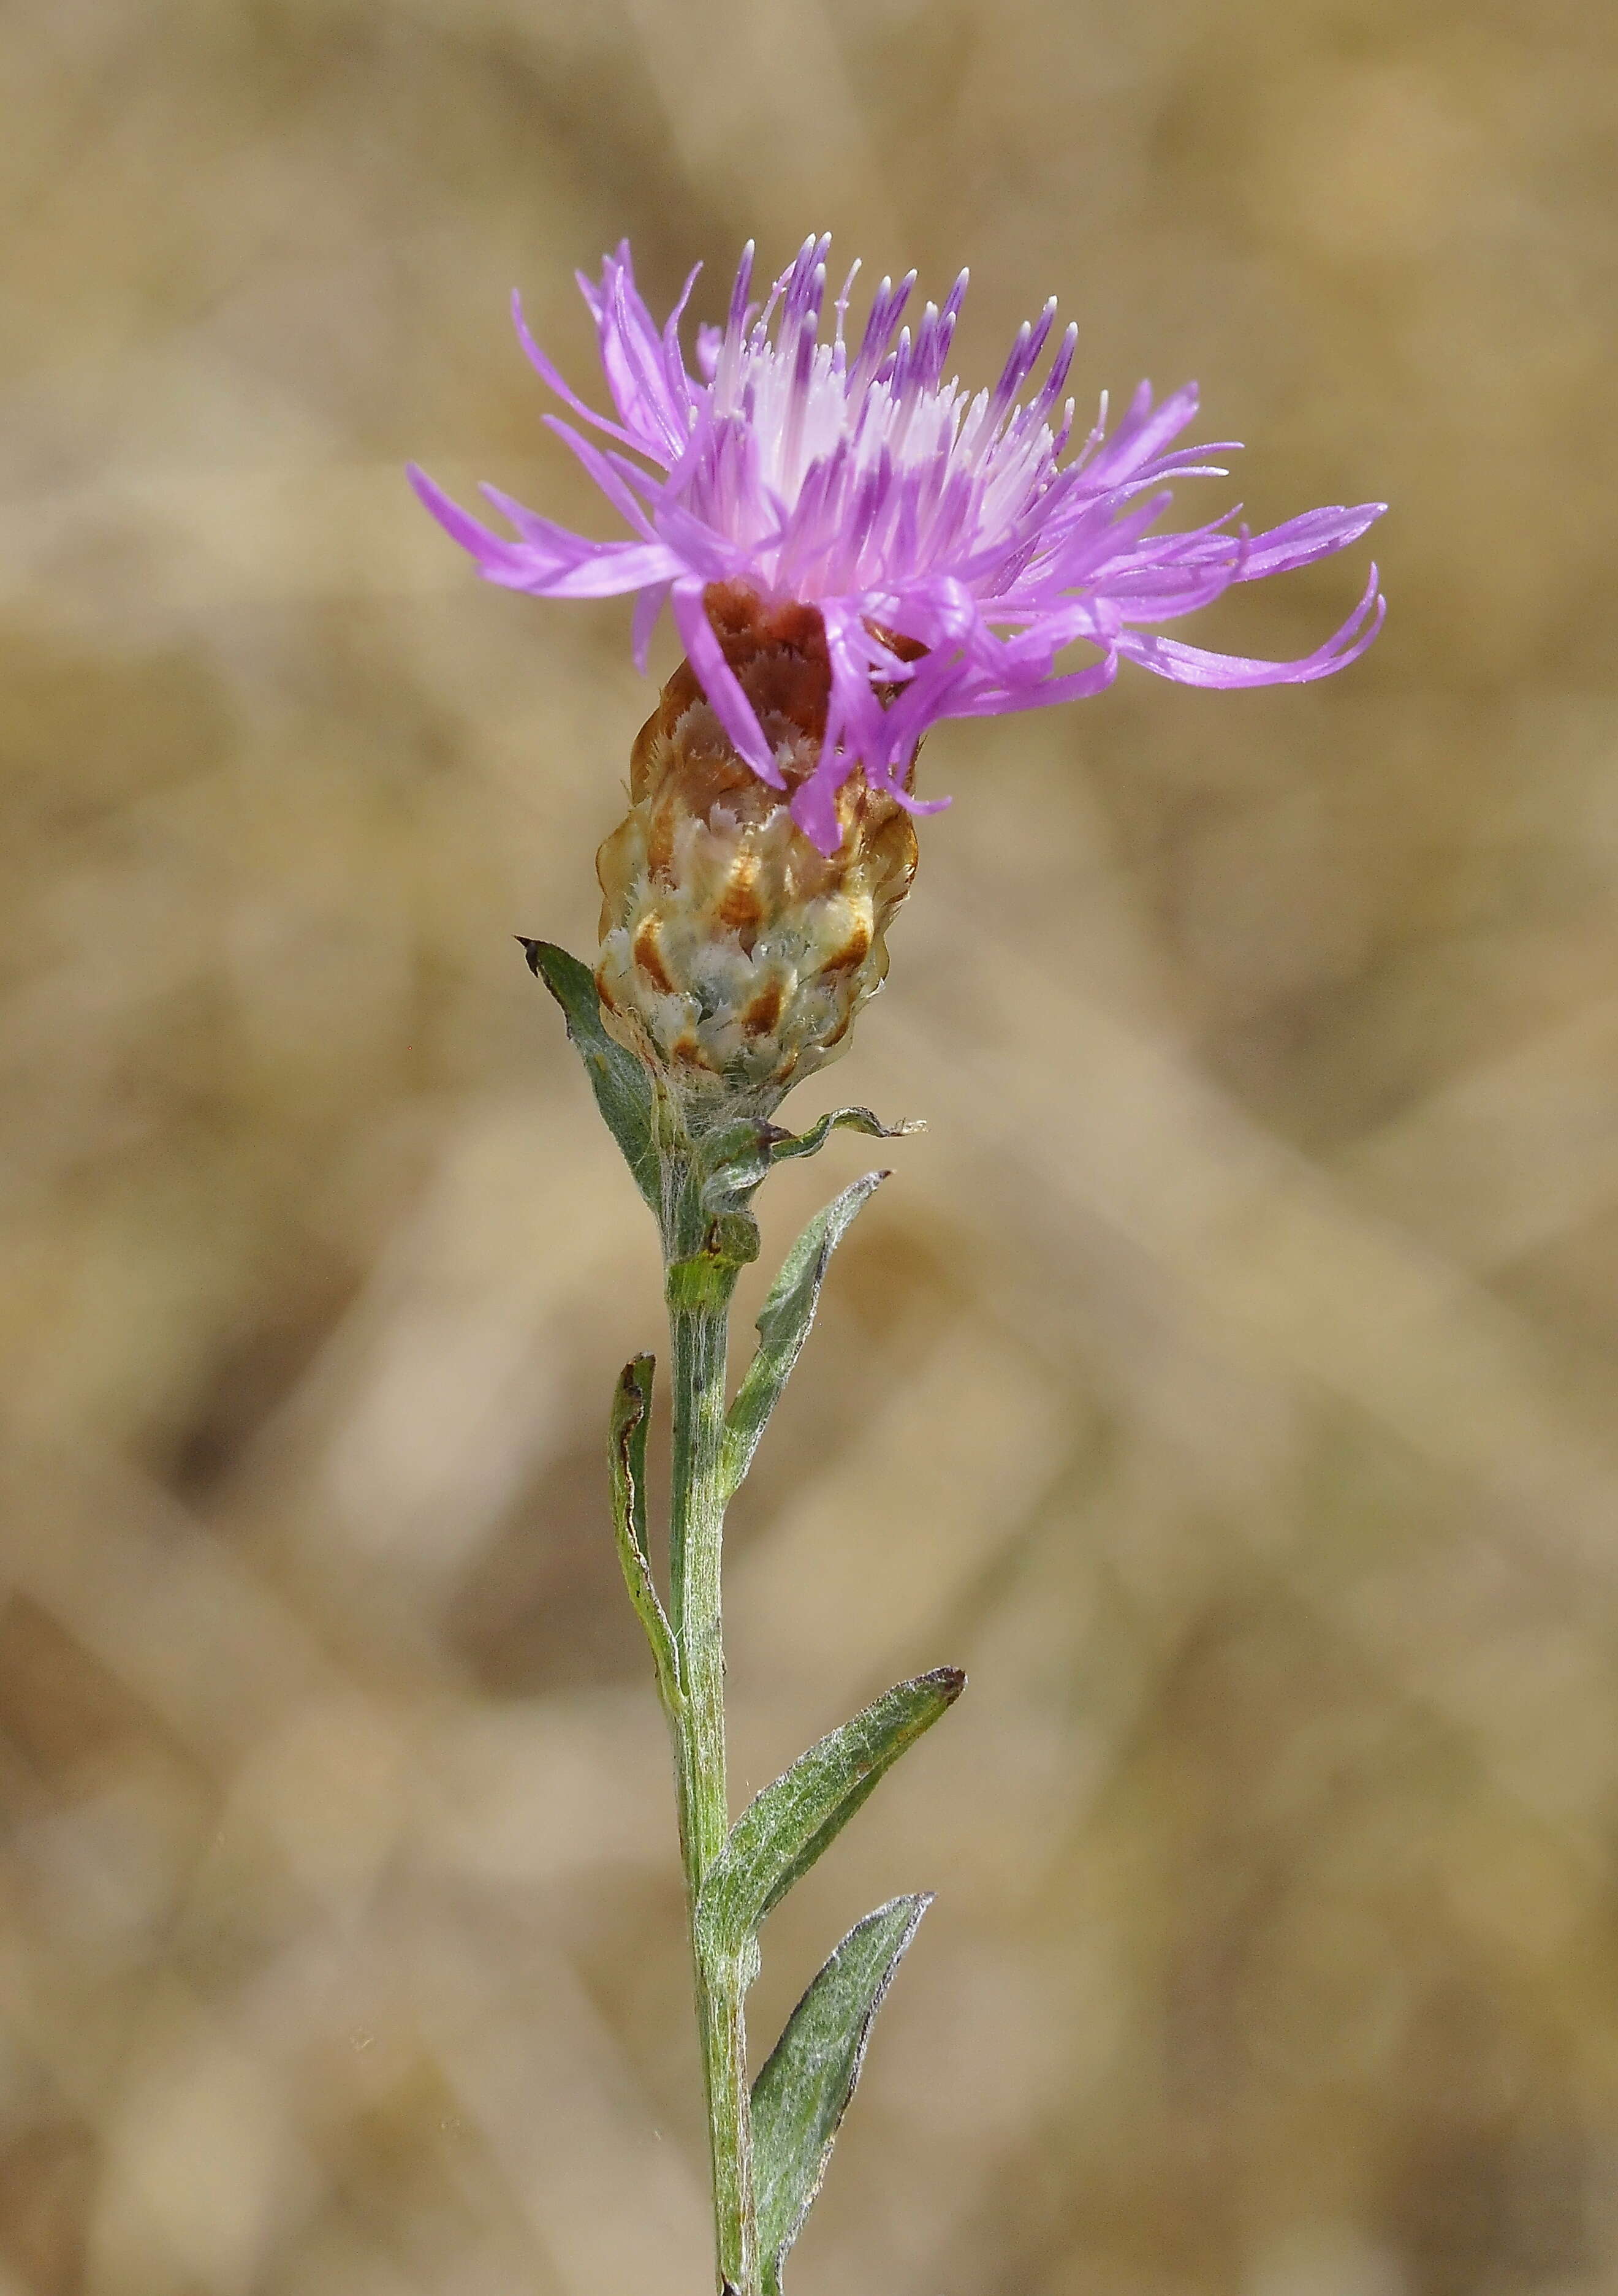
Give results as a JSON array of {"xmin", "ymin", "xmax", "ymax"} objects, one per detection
[
  {"xmin": 752, "ymin": 1894, "xmax": 933, "ymax": 2294},
  {"xmin": 722, "ymin": 1172, "xmax": 887, "ymax": 1501},
  {"xmin": 696, "ymin": 1669, "xmax": 964, "ymax": 1959},
  {"xmin": 659, "ymin": 1115, "xmax": 779, "ymax": 1301},
  {"xmin": 520, "ymin": 939, "xmax": 661, "ymax": 1214},
  {"xmin": 664, "ymin": 1104, "xmax": 919, "ymax": 1305},
  {"xmin": 767, "ymin": 1105, "xmax": 924, "ymax": 1165},
  {"xmin": 696, "ymin": 1116, "xmax": 788, "ymax": 1220}
]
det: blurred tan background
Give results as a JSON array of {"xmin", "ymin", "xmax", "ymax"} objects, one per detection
[{"xmin": 4, "ymin": 2, "xmax": 1618, "ymax": 2295}]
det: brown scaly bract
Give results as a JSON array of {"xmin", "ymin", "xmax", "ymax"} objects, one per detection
[{"xmin": 595, "ymin": 583, "xmax": 918, "ymax": 1115}]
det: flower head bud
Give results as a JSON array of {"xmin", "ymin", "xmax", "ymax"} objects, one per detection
[{"xmin": 594, "ymin": 582, "xmax": 917, "ymax": 1115}]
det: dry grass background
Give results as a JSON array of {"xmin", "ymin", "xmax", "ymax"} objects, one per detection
[{"xmin": 4, "ymin": 2, "xmax": 1618, "ymax": 2294}]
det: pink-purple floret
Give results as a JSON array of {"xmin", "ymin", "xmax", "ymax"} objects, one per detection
[{"xmin": 409, "ymin": 235, "xmax": 1385, "ymax": 855}]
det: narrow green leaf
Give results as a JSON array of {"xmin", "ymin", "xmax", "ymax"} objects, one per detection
[
  {"xmin": 697, "ymin": 1669, "xmax": 964, "ymax": 1955},
  {"xmin": 609, "ymin": 1356, "xmax": 679, "ymax": 1710},
  {"xmin": 521, "ymin": 939, "xmax": 662, "ymax": 1214},
  {"xmin": 753, "ymin": 1895, "xmax": 933, "ymax": 2293},
  {"xmin": 612, "ymin": 1354, "xmax": 655, "ymax": 1569},
  {"xmin": 721, "ymin": 1172, "xmax": 888, "ymax": 1499},
  {"xmin": 768, "ymin": 1105, "xmax": 923, "ymax": 1166}
]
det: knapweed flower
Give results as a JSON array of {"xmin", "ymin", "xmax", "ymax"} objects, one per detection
[
  {"xmin": 409, "ymin": 234, "xmax": 1385, "ymax": 858},
  {"xmin": 414, "ymin": 236, "xmax": 1384, "ymax": 1108}
]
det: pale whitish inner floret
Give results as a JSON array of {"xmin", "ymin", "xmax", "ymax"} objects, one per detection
[{"xmin": 697, "ymin": 237, "xmax": 1087, "ymax": 594}]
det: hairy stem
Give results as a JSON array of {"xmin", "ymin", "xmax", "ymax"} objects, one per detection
[{"xmin": 665, "ymin": 1199, "xmax": 756, "ymax": 2295}]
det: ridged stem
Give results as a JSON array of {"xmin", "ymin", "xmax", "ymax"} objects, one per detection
[{"xmin": 664, "ymin": 1165, "xmax": 756, "ymax": 2296}]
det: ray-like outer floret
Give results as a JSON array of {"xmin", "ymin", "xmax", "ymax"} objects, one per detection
[{"xmin": 408, "ymin": 235, "xmax": 1385, "ymax": 851}]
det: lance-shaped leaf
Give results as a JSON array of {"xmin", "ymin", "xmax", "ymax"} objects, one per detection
[
  {"xmin": 521, "ymin": 939, "xmax": 661, "ymax": 1214},
  {"xmin": 752, "ymin": 1894, "xmax": 932, "ymax": 2294},
  {"xmin": 697, "ymin": 1669, "xmax": 964, "ymax": 1957},
  {"xmin": 609, "ymin": 1355, "xmax": 678, "ymax": 1710},
  {"xmin": 722, "ymin": 1172, "xmax": 887, "ymax": 1498},
  {"xmin": 768, "ymin": 1105, "xmax": 924, "ymax": 1167}
]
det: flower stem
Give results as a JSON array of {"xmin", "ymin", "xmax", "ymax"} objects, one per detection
[{"xmin": 664, "ymin": 1183, "xmax": 756, "ymax": 2295}]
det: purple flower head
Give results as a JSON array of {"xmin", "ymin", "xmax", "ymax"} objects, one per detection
[{"xmin": 410, "ymin": 235, "xmax": 1386, "ymax": 854}]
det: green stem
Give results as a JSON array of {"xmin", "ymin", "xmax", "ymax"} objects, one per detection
[{"xmin": 665, "ymin": 1205, "xmax": 756, "ymax": 2295}]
